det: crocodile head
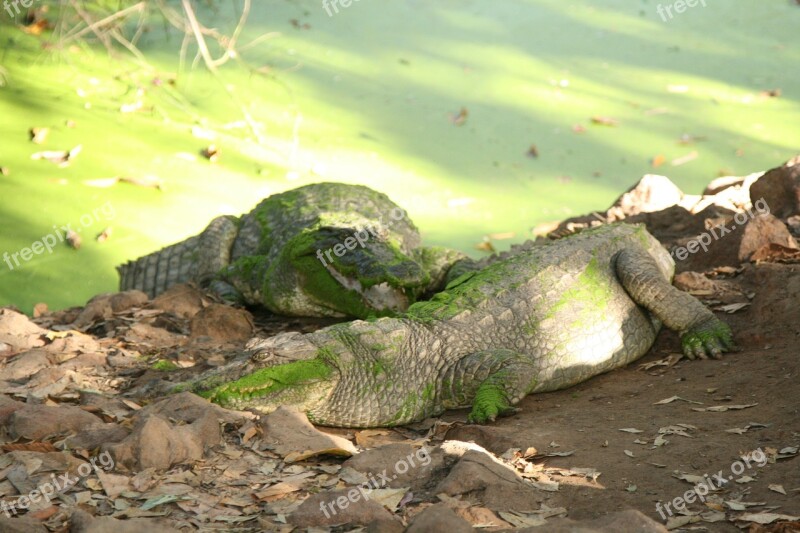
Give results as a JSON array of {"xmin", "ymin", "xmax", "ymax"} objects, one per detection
[
  {"xmin": 280, "ymin": 216, "xmax": 431, "ymax": 318},
  {"xmin": 193, "ymin": 332, "xmax": 339, "ymax": 415}
]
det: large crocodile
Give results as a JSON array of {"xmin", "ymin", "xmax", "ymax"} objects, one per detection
[
  {"xmin": 117, "ymin": 183, "xmax": 463, "ymax": 318},
  {"xmin": 188, "ymin": 223, "xmax": 734, "ymax": 427}
]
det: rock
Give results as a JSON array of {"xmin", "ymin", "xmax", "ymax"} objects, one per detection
[
  {"xmin": 343, "ymin": 443, "xmax": 445, "ymax": 490},
  {"xmin": 139, "ymin": 391, "xmax": 242, "ymax": 424},
  {"xmin": 738, "ymin": 214, "xmax": 798, "ymax": 262},
  {"xmin": 57, "ymin": 351, "xmax": 108, "ymax": 371},
  {"xmin": 0, "ymin": 395, "xmax": 25, "ymax": 425},
  {"xmin": 673, "ymin": 271, "xmax": 716, "ymax": 293},
  {"xmin": 190, "ymin": 303, "xmax": 254, "ymax": 342},
  {"xmin": 289, "ymin": 488, "xmax": 396, "ymax": 528},
  {"xmin": 607, "ymin": 175, "xmax": 684, "ymax": 219},
  {"xmin": 704, "ymin": 175, "xmax": 746, "ymax": 196},
  {"xmin": 63, "ymin": 424, "xmax": 131, "ymax": 450},
  {"xmin": 8, "ymin": 405, "xmax": 104, "ymax": 440},
  {"xmin": 749, "ymin": 155, "xmax": 800, "ymax": 218},
  {"xmin": 365, "ymin": 518, "xmax": 405, "ymax": 533},
  {"xmin": 435, "ymin": 448, "xmax": 544, "ymax": 512},
  {"xmin": 518, "ymin": 509, "xmax": 668, "ymax": 533},
  {"xmin": 2, "ymin": 349, "xmax": 50, "ymax": 380},
  {"xmin": 444, "ymin": 424, "xmax": 518, "ymax": 455},
  {"xmin": 69, "ymin": 508, "xmax": 182, "ymax": 533},
  {"xmin": 0, "ymin": 515, "xmax": 48, "ymax": 533},
  {"xmin": 123, "ymin": 322, "xmax": 185, "ymax": 349},
  {"xmin": 406, "ymin": 504, "xmax": 473, "ymax": 533},
  {"xmin": 150, "ymin": 283, "xmax": 208, "ymax": 319},
  {"xmin": 0, "ymin": 308, "xmax": 47, "ymax": 353},
  {"xmin": 104, "ymin": 411, "xmax": 220, "ymax": 470},
  {"xmin": 260, "ymin": 406, "xmax": 357, "ymax": 462},
  {"xmin": 72, "ymin": 291, "xmax": 148, "ymax": 328}
]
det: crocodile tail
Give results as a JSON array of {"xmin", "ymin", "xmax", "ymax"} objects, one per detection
[
  {"xmin": 117, "ymin": 216, "xmax": 240, "ymax": 298},
  {"xmin": 117, "ymin": 235, "xmax": 201, "ymax": 298}
]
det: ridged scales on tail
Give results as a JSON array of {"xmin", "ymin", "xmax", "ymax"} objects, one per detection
[
  {"xmin": 188, "ymin": 223, "xmax": 735, "ymax": 428},
  {"xmin": 117, "ymin": 183, "xmax": 465, "ymax": 318}
]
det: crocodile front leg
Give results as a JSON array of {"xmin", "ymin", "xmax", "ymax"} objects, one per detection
[
  {"xmin": 614, "ymin": 247, "xmax": 735, "ymax": 359},
  {"xmin": 441, "ymin": 349, "xmax": 539, "ymax": 424}
]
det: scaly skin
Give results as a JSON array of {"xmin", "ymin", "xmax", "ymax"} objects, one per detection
[
  {"xmin": 117, "ymin": 183, "xmax": 465, "ymax": 318},
  {"xmin": 190, "ymin": 223, "xmax": 734, "ymax": 427}
]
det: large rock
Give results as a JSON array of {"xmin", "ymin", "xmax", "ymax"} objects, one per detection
[
  {"xmin": 260, "ymin": 406, "xmax": 357, "ymax": 462},
  {"xmin": 518, "ymin": 509, "xmax": 668, "ymax": 533},
  {"xmin": 0, "ymin": 308, "xmax": 47, "ymax": 353},
  {"xmin": 150, "ymin": 283, "xmax": 208, "ymax": 319},
  {"xmin": 72, "ymin": 290, "xmax": 149, "ymax": 328},
  {"xmin": 190, "ymin": 303, "xmax": 254, "ymax": 342},
  {"xmin": 102, "ymin": 394, "xmax": 234, "ymax": 470},
  {"xmin": 406, "ymin": 504, "xmax": 473, "ymax": 533},
  {"xmin": 288, "ymin": 488, "xmax": 397, "ymax": 528},
  {"xmin": 749, "ymin": 155, "xmax": 800, "ymax": 218},
  {"xmin": 69, "ymin": 509, "xmax": 182, "ymax": 533},
  {"xmin": 343, "ymin": 443, "xmax": 445, "ymax": 491},
  {"xmin": 607, "ymin": 175, "xmax": 684, "ymax": 220},
  {"xmin": 435, "ymin": 446, "xmax": 545, "ymax": 512},
  {"xmin": 738, "ymin": 213, "xmax": 798, "ymax": 262},
  {"xmin": 7, "ymin": 404, "xmax": 104, "ymax": 440}
]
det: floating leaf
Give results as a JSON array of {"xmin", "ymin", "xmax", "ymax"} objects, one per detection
[{"xmin": 590, "ymin": 116, "xmax": 619, "ymax": 126}]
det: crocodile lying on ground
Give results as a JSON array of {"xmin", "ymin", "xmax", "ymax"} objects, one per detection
[
  {"xmin": 118, "ymin": 183, "xmax": 464, "ymax": 318},
  {"xmin": 188, "ymin": 223, "xmax": 734, "ymax": 427}
]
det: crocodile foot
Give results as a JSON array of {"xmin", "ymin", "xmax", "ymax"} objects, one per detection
[
  {"xmin": 681, "ymin": 316, "xmax": 736, "ymax": 360},
  {"xmin": 467, "ymin": 383, "xmax": 520, "ymax": 424}
]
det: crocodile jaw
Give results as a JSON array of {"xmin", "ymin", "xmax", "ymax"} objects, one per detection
[{"xmin": 325, "ymin": 265, "xmax": 409, "ymax": 313}]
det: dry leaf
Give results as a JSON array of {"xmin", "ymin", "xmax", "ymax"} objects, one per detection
[
  {"xmin": 671, "ymin": 151, "xmax": 698, "ymax": 166},
  {"xmin": 769, "ymin": 484, "xmax": 787, "ymax": 495},
  {"xmin": 450, "ymin": 107, "xmax": 468, "ymax": 126},
  {"xmin": 623, "ymin": 450, "xmax": 634, "ymax": 458},
  {"xmin": 692, "ymin": 403, "xmax": 758, "ymax": 412},
  {"xmin": 202, "ymin": 145, "xmax": 220, "ymax": 162},
  {"xmin": 651, "ymin": 154, "xmax": 666, "ymax": 168},
  {"xmin": 590, "ymin": 116, "xmax": 618, "ymax": 126},
  {"xmin": 31, "ymin": 145, "xmax": 82, "ymax": 166},
  {"xmin": 737, "ymin": 512, "xmax": 800, "ymax": 525},
  {"xmin": 654, "ymin": 395, "xmax": 703, "ymax": 405},
  {"xmin": 30, "ymin": 127, "xmax": 49, "ymax": 144},
  {"xmin": 618, "ymin": 428, "xmax": 644, "ymax": 434},
  {"xmin": 715, "ymin": 302, "xmax": 750, "ymax": 313},
  {"xmin": 66, "ymin": 229, "xmax": 82, "ymax": 250},
  {"xmin": 751, "ymin": 243, "xmax": 800, "ymax": 263},
  {"xmin": 96, "ymin": 227, "xmax": 113, "ymax": 243},
  {"xmin": 526, "ymin": 144, "xmax": 539, "ymax": 158}
]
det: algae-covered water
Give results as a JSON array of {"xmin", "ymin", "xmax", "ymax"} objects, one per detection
[{"xmin": 0, "ymin": 1, "xmax": 798, "ymax": 314}]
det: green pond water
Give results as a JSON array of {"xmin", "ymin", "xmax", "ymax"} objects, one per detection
[{"xmin": 0, "ymin": 0, "xmax": 798, "ymax": 314}]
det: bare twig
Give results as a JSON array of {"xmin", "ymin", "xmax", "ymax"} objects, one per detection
[{"xmin": 61, "ymin": 1, "xmax": 146, "ymax": 44}]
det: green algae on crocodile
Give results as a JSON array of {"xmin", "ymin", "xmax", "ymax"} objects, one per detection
[
  {"xmin": 117, "ymin": 183, "xmax": 466, "ymax": 319},
  {"xmin": 189, "ymin": 223, "xmax": 735, "ymax": 428}
]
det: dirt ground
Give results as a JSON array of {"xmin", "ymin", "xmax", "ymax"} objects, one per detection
[{"xmin": 1, "ymin": 160, "xmax": 799, "ymax": 532}]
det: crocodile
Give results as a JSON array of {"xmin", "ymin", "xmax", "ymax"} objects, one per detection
[
  {"xmin": 117, "ymin": 183, "xmax": 464, "ymax": 318},
  {"xmin": 188, "ymin": 223, "xmax": 735, "ymax": 427}
]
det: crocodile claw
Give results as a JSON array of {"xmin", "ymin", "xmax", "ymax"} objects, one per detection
[{"xmin": 681, "ymin": 316, "xmax": 736, "ymax": 360}]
